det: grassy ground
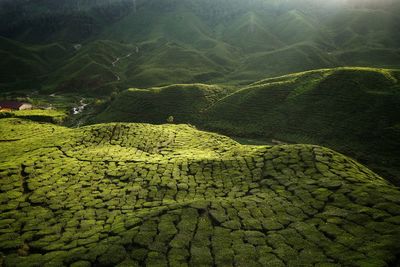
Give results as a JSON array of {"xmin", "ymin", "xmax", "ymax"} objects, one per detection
[{"xmin": 0, "ymin": 118, "xmax": 400, "ymax": 266}]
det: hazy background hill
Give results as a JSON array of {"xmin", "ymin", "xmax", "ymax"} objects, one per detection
[{"xmin": 1, "ymin": 0, "xmax": 400, "ymax": 93}]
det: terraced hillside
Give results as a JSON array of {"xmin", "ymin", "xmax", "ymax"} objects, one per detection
[
  {"xmin": 0, "ymin": 109, "xmax": 67, "ymax": 124},
  {"xmin": 0, "ymin": 37, "xmax": 68, "ymax": 91},
  {"xmin": 93, "ymin": 67, "xmax": 400, "ymax": 184},
  {"xmin": 204, "ymin": 67, "xmax": 400, "ymax": 184},
  {"xmin": 1, "ymin": 118, "xmax": 400, "ymax": 266},
  {"xmin": 0, "ymin": 38, "xmax": 137, "ymax": 94},
  {"xmin": 205, "ymin": 67, "xmax": 399, "ymax": 138},
  {"xmin": 93, "ymin": 83, "xmax": 231, "ymax": 124}
]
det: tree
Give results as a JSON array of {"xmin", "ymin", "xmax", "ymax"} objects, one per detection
[{"xmin": 166, "ymin": 116, "xmax": 174, "ymax": 123}]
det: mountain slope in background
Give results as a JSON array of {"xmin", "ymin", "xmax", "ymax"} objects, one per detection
[
  {"xmin": 1, "ymin": 0, "xmax": 400, "ymax": 93},
  {"xmin": 93, "ymin": 67, "xmax": 400, "ymax": 185}
]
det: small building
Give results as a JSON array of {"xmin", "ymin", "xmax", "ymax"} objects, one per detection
[
  {"xmin": 0, "ymin": 101, "xmax": 33, "ymax": 111},
  {"xmin": 19, "ymin": 103, "xmax": 33, "ymax": 110}
]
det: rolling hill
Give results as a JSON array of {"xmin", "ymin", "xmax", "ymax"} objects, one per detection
[
  {"xmin": 93, "ymin": 83, "xmax": 232, "ymax": 123},
  {"xmin": 93, "ymin": 67, "xmax": 400, "ymax": 185},
  {"xmin": 0, "ymin": 37, "xmax": 68, "ymax": 91},
  {"xmin": 1, "ymin": 1, "xmax": 399, "ymax": 266},
  {"xmin": 0, "ymin": 0, "xmax": 399, "ymax": 93},
  {"xmin": 204, "ymin": 67, "xmax": 400, "ymax": 182},
  {"xmin": 0, "ymin": 118, "xmax": 400, "ymax": 266}
]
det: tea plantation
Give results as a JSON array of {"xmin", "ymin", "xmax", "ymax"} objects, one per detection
[
  {"xmin": 1, "ymin": 118, "xmax": 400, "ymax": 266},
  {"xmin": 94, "ymin": 67, "xmax": 400, "ymax": 186}
]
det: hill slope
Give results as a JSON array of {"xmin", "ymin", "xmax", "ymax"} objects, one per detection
[
  {"xmin": 0, "ymin": 37, "xmax": 69, "ymax": 91},
  {"xmin": 94, "ymin": 67, "xmax": 400, "ymax": 184},
  {"xmin": 203, "ymin": 67, "xmax": 400, "ymax": 181},
  {"xmin": 1, "ymin": 0, "xmax": 400, "ymax": 92},
  {"xmin": 205, "ymin": 67, "xmax": 400, "ymax": 141},
  {"xmin": 1, "ymin": 118, "xmax": 400, "ymax": 266},
  {"xmin": 93, "ymin": 83, "xmax": 232, "ymax": 123}
]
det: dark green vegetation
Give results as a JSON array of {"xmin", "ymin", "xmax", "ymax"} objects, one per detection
[
  {"xmin": 0, "ymin": 0, "xmax": 133, "ymax": 43},
  {"xmin": 1, "ymin": 0, "xmax": 400, "ymax": 93},
  {"xmin": 93, "ymin": 67, "xmax": 400, "ymax": 185},
  {"xmin": 1, "ymin": 118, "xmax": 400, "ymax": 266},
  {"xmin": 0, "ymin": 37, "xmax": 133, "ymax": 94},
  {"xmin": 204, "ymin": 67, "xmax": 400, "ymax": 184},
  {"xmin": 1, "ymin": 1, "xmax": 400, "ymax": 265},
  {"xmin": 0, "ymin": 109, "xmax": 67, "ymax": 124},
  {"xmin": 93, "ymin": 83, "xmax": 233, "ymax": 123}
]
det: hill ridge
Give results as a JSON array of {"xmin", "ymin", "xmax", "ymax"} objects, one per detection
[
  {"xmin": 93, "ymin": 67, "xmax": 400, "ymax": 186},
  {"xmin": 1, "ymin": 0, "xmax": 400, "ymax": 92}
]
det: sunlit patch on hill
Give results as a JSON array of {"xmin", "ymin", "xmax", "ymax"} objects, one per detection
[{"xmin": 0, "ymin": 119, "xmax": 400, "ymax": 266}]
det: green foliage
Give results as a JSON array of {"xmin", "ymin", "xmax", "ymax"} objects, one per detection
[
  {"xmin": 94, "ymin": 67, "xmax": 400, "ymax": 185},
  {"xmin": 0, "ymin": 118, "xmax": 400, "ymax": 266},
  {"xmin": 166, "ymin": 116, "xmax": 174, "ymax": 124},
  {"xmin": 1, "ymin": 0, "xmax": 400, "ymax": 92},
  {"xmin": 93, "ymin": 83, "xmax": 231, "ymax": 124},
  {"xmin": 1, "ymin": 109, "xmax": 68, "ymax": 124},
  {"xmin": 97, "ymin": 245, "xmax": 127, "ymax": 266},
  {"xmin": 204, "ymin": 67, "xmax": 400, "ymax": 184}
]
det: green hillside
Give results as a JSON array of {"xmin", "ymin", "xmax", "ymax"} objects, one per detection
[
  {"xmin": 0, "ymin": 37, "xmax": 68, "ymax": 90},
  {"xmin": 204, "ymin": 67, "xmax": 400, "ymax": 185},
  {"xmin": 205, "ymin": 67, "xmax": 400, "ymax": 139},
  {"xmin": 94, "ymin": 83, "xmax": 232, "ymax": 123},
  {"xmin": 1, "ymin": 0, "xmax": 400, "ymax": 93},
  {"xmin": 0, "ymin": 38, "xmax": 135, "ymax": 95},
  {"xmin": 228, "ymin": 42, "xmax": 339, "ymax": 83},
  {"xmin": 0, "ymin": 109, "xmax": 67, "ymax": 124},
  {"xmin": 1, "ymin": 118, "xmax": 400, "ymax": 266},
  {"xmin": 43, "ymin": 40, "xmax": 136, "ymax": 94},
  {"xmin": 0, "ymin": 0, "xmax": 134, "ymax": 43},
  {"xmin": 1, "ymin": 1, "xmax": 399, "ymax": 266},
  {"xmin": 94, "ymin": 67, "xmax": 400, "ymax": 185}
]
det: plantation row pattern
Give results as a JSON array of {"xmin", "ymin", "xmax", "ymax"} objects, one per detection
[{"xmin": 0, "ymin": 119, "xmax": 400, "ymax": 266}]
